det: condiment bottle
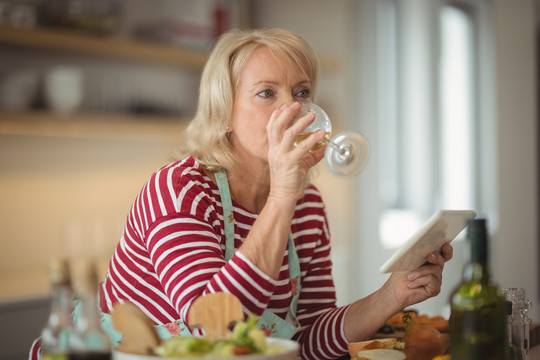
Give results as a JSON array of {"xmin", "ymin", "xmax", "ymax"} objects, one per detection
[
  {"xmin": 41, "ymin": 258, "xmax": 73, "ymax": 360},
  {"xmin": 69, "ymin": 259, "xmax": 111, "ymax": 360}
]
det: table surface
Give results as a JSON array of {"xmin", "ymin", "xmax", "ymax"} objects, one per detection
[{"xmin": 530, "ymin": 345, "xmax": 539, "ymax": 359}]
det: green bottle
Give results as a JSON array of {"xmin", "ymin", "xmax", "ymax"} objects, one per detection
[{"xmin": 449, "ymin": 218, "xmax": 508, "ymax": 360}]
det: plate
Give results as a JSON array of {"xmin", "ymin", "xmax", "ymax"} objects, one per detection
[
  {"xmin": 112, "ymin": 338, "xmax": 299, "ymax": 360},
  {"xmin": 379, "ymin": 209, "xmax": 477, "ymax": 273}
]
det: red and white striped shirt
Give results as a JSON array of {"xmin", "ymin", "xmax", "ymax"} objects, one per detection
[{"xmin": 99, "ymin": 156, "xmax": 350, "ymax": 359}]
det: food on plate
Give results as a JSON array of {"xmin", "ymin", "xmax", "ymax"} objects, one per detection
[
  {"xmin": 352, "ymin": 349, "xmax": 406, "ymax": 360},
  {"xmin": 348, "ymin": 338, "xmax": 405, "ymax": 359},
  {"xmin": 154, "ymin": 314, "xmax": 286, "ymax": 357},
  {"xmin": 386, "ymin": 311, "xmax": 449, "ymax": 332},
  {"xmin": 387, "ymin": 311, "xmax": 410, "ymax": 328},
  {"xmin": 112, "ymin": 294, "xmax": 295, "ymax": 358},
  {"xmin": 402, "ymin": 313, "xmax": 446, "ymax": 360},
  {"xmin": 417, "ymin": 314, "xmax": 449, "ymax": 332},
  {"xmin": 351, "ymin": 312, "xmax": 449, "ymax": 360},
  {"xmin": 348, "ymin": 338, "xmax": 405, "ymax": 354}
]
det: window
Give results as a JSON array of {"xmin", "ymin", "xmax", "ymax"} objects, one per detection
[
  {"xmin": 439, "ymin": 4, "xmax": 475, "ymax": 212},
  {"xmin": 379, "ymin": 1, "xmax": 476, "ymax": 249}
]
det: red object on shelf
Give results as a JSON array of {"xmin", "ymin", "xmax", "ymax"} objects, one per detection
[{"xmin": 213, "ymin": 0, "xmax": 230, "ymax": 39}]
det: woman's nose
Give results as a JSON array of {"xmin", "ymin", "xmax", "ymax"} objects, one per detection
[
  {"xmin": 279, "ymin": 97, "xmax": 295, "ymax": 108},
  {"xmin": 278, "ymin": 97, "xmax": 308, "ymax": 110}
]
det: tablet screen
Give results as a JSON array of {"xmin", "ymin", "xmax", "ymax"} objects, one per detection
[{"xmin": 379, "ymin": 209, "xmax": 477, "ymax": 273}]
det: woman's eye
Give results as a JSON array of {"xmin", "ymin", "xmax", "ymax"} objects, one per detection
[
  {"xmin": 295, "ymin": 89, "xmax": 311, "ymax": 99},
  {"xmin": 257, "ymin": 90, "xmax": 273, "ymax": 98}
]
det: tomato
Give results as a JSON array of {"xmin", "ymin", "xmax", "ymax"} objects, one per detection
[{"xmin": 233, "ymin": 346, "xmax": 253, "ymax": 355}]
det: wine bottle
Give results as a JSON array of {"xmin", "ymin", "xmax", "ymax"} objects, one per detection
[
  {"xmin": 41, "ymin": 258, "xmax": 73, "ymax": 360},
  {"xmin": 68, "ymin": 259, "xmax": 111, "ymax": 360},
  {"xmin": 449, "ymin": 218, "xmax": 508, "ymax": 359}
]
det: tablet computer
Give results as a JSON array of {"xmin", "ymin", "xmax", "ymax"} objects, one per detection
[{"xmin": 379, "ymin": 209, "xmax": 477, "ymax": 273}]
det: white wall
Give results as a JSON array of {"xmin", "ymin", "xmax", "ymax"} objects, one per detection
[{"xmin": 491, "ymin": 0, "xmax": 539, "ymax": 321}]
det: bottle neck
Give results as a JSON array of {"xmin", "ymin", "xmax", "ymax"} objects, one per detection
[
  {"xmin": 465, "ymin": 218, "xmax": 491, "ymax": 281},
  {"xmin": 470, "ymin": 232, "xmax": 488, "ymax": 264},
  {"xmin": 74, "ymin": 290, "xmax": 101, "ymax": 332},
  {"xmin": 41, "ymin": 281, "xmax": 72, "ymax": 353},
  {"xmin": 48, "ymin": 282, "xmax": 72, "ymax": 327},
  {"xmin": 70, "ymin": 285, "xmax": 111, "ymax": 352}
]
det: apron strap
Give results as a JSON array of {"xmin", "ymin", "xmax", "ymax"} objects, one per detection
[
  {"xmin": 214, "ymin": 170, "xmax": 301, "ymax": 338},
  {"xmin": 214, "ymin": 171, "xmax": 236, "ymax": 260}
]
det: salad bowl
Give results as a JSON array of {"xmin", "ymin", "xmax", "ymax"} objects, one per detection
[{"xmin": 112, "ymin": 338, "xmax": 300, "ymax": 360}]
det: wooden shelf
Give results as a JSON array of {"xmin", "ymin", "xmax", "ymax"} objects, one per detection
[
  {"xmin": 0, "ymin": 25, "xmax": 209, "ymax": 69},
  {"xmin": 0, "ymin": 25, "xmax": 344, "ymax": 73},
  {"xmin": 0, "ymin": 111, "xmax": 187, "ymax": 143}
]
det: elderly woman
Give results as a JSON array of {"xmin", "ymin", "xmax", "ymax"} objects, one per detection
[{"xmin": 95, "ymin": 28, "xmax": 451, "ymax": 359}]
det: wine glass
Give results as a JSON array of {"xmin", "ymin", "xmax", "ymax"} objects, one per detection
[{"xmin": 294, "ymin": 103, "xmax": 370, "ymax": 177}]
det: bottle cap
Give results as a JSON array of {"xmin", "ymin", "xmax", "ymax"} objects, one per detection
[
  {"xmin": 48, "ymin": 258, "xmax": 71, "ymax": 285},
  {"xmin": 467, "ymin": 218, "xmax": 487, "ymax": 241}
]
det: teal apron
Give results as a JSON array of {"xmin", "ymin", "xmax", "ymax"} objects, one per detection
[
  {"xmin": 214, "ymin": 171, "xmax": 301, "ymax": 339},
  {"xmin": 99, "ymin": 170, "xmax": 300, "ymax": 345}
]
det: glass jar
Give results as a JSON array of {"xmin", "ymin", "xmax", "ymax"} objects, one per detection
[{"xmin": 502, "ymin": 287, "xmax": 532, "ymax": 360}]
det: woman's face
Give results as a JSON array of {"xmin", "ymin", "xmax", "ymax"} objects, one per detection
[{"xmin": 230, "ymin": 46, "xmax": 312, "ymax": 164}]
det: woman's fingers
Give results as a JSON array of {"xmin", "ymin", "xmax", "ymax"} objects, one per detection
[
  {"xmin": 267, "ymin": 102, "xmax": 327, "ymax": 167},
  {"xmin": 267, "ymin": 102, "xmax": 316, "ymax": 148},
  {"xmin": 408, "ymin": 274, "xmax": 442, "ymax": 297},
  {"xmin": 441, "ymin": 242, "xmax": 454, "ymax": 262},
  {"xmin": 403, "ymin": 245, "xmax": 452, "ymax": 302},
  {"xmin": 267, "ymin": 102, "xmax": 300, "ymax": 144},
  {"xmin": 387, "ymin": 243, "xmax": 454, "ymax": 308},
  {"xmin": 265, "ymin": 102, "xmax": 326, "ymax": 200},
  {"xmin": 408, "ymin": 263, "xmax": 442, "ymax": 284},
  {"xmin": 421, "ymin": 242, "xmax": 454, "ymax": 272}
]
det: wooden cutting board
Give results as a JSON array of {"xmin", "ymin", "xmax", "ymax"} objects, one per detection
[{"xmin": 188, "ymin": 292, "xmax": 244, "ymax": 340}]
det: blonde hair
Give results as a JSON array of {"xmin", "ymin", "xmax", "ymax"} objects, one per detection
[{"xmin": 177, "ymin": 28, "xmax": 320, "ymax": 173}]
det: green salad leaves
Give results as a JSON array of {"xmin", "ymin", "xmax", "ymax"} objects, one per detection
[{"xmin": 154, "ymin": 315, "xmax": 285, "ymax": 358}]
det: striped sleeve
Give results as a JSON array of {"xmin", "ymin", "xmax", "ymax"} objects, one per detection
[
  {"xmin": 28, "ymin": 337, "xmax": 40, "ymax": 360},
  {"xmin": 146, "ymin": 213, "xmax": 279, "ymax": 321},
  {"xmin": 292, "ymin": 186, "xmax": 350, "ymax": 359}
]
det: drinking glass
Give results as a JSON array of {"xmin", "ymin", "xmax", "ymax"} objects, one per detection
[{"xmin": 295, "ymin": 103, "xmax": 370, "ymax": 177}]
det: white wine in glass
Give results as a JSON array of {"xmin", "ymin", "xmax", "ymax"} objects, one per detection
[
  {"xmin": 295, "ymin": 103, "xmax": 370, "ymax": 177},
  {"xmin": 294, "ymin": 132, "xmax": 332, "ymax": 152}
]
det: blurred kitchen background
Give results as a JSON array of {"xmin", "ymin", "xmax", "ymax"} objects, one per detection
[{"xmin": 0, "ymin": 0, "xmax": 538, "ymax": 358}]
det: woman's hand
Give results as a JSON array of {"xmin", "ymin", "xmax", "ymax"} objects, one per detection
[
  {"xmin": 386, "ymin": 242, "xmax": 454, "ymax": 309},
  {"xmin": 240, "ymin": 102, "xmax": 326, "ymax": 279},
  {"xmin": 266, "ymin": 102, "xmax": 326, "ymax": 202},
  {"xmin": 344, "ymin": 243, "xmax": 454, "ymax": 342}
]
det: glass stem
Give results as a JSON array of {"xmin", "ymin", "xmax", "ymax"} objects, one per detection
[{"xmin": 327, "ymin": 139, "xmax": 353, "ymax": 163}]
